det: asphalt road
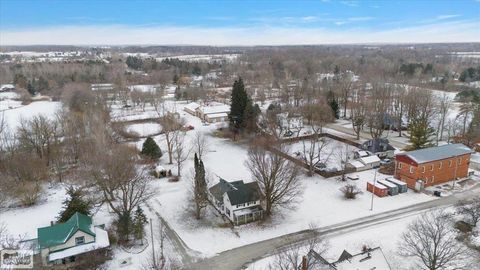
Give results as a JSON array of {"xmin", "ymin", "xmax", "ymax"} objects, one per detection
[{"xmin": 190, "ymin": 186, "xmax": 480, "ymax": 270}]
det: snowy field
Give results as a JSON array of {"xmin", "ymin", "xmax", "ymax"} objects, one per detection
[
  {"xmin": 2, "ymin": 100, "xmax": 61, "ymax": 132},
  {"xmin": 125, "ymin": 122, "xmax": 162, "ymax": 137},
  {"xmin": 0, "ymin": 91, "xmax": 22, "ymax": 111}
]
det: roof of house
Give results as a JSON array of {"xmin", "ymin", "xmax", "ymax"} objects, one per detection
[
  {"xmin": 397, "ymin": 143, "xmax": 474, "ymax": 164},
  {"xmin": 184, "ymin": 102, "xmax": 201, "ymax": 112},
  {"xmin": 301, "ymin": 247, "xmax": 390, "ymax": 270},
  {"xmin": 359, "ymin": 155, "xmax": 381, "ymax": 165},
  {"xmin": 209, "ymin": 178, "xmax": 262, "ymax": 205},
  {"xmin": 361, "ymin": 138, "xmax": 395, "ymax": 153},
  {"xmin": 198, "ymin": 104, "xmax": 230, "ymax": 115},
  {"xmin": 48, "ymin": 226, "xmax": 109, "ymax": 262},
  {"xmin": 38, "ymin": 212, "xmax": 96, "ymax": 249}
]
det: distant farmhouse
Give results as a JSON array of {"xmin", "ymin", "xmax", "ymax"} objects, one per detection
[
  {"xmin": 184, "ymin": 102, "xmax": 230, "ymax": 123},
  {"xmin": 301, "ymin": 246, "xmax": 391, "ymax": 270},
  {"xmin": 36, "ymin": 212, "xmax": 110, "ymax": 268},
  {"xmin": 209, "ymin": 178, "xmax": 264, "ymax": 225},
  {"xmin": 395, "ymin": 143, "xmax": 474, "ymax": 189},
  {"xmin": 91, "ymin": 83, "xmax": 114, "ymax": 92},
  {"xmin": 277, "ymin": 112, "xmax": 304, "ymax": 131}
]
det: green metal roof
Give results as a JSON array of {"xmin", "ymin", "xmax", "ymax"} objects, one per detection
[{"xmin": 38, "ymin": 212, "xmax": 95, "ymax": 249}]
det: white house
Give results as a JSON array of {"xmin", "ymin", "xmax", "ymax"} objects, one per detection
[
  {"xmin": 36, "ymin": 212, "xmax": 110, "ymax": 268},
  {"xmin": 208, "ymin": 178, "xmax": 264, "ymax": 225},
  {"xmin": 91, "ymin": 83, "xmax": 114, "ymax": 92},
  {"xmin": 358, "ymin": 155, "xmax": 381, "ymax": 169},
  {"xmin": 196, "ymin": 103, "xmax": 230, "ymax": 123}
]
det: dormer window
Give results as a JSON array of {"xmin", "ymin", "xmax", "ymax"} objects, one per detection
[{"xmin": 75, "ymin": 236, "xmax": 85, "ymax": 245}]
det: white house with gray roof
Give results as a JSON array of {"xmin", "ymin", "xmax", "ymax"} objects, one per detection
[{"xmin": 208, "ymin": 178, "xmax": 264, "ymax": 225}]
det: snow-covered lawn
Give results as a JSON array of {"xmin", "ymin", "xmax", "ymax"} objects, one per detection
[
  {"xmin": 125, "ymin": 122, "xmax": 162, "ymax": 137},
  {"xmin": 2, "ymin": 101, "xmax": 61, "ymax": 131},
  {"xmin": 135, "ymin": 102, "xmax": 436, "ymax": 257},
  {"xmin": 284, "ymin": 137, "xmax": 360, "ymax": 170}
]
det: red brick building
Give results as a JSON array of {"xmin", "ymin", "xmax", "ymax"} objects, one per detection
[{"xmin": 394, "ymin": 144, "xmax": 473, "ymax": 189}]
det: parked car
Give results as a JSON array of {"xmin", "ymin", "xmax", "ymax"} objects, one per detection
[
  {"xmin": 183, "ymin": 125, "xmax": 195, "ymax": 131},
  {"xmin": 433, "ymin": 191, "xmax": 442, "ymax": 197},
  {"xmin": 347, "ymin": 175, "xmax": 360, "ymax": 181},
  {"xmin": 314, "ymin": 163, "xmax": 326, "ymax": 171},
  {"xmin": 380, "ymin": 159, "xmax": 392, "ymax": 165}
]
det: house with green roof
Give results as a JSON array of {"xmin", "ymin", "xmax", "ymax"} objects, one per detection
[
  {"xmin": 209, "ymin": 177, "xmax": 264, "ymax": 225},
  {"xmin": 37, "ymin": 212, "xmax": 110, "ymax": 268}
]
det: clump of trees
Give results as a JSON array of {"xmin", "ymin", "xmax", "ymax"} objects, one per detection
[
  {"xmin": 340, "ymin": 184, "xmax": 362, "ymax": 199},
  {"xmin": 459, "ymin": 66, "xmax": 480, "ymax": 82}
]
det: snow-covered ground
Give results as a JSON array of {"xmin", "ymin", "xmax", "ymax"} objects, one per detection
[
  {"xmin": 125, "ymin": 122, "xmax": 162, "ymax": 137},
  {"xmin": 123, "ymin": 101, "xmax": 435, "ymax": 257},
  {"xmin": 2, "ymin": 101, "xmax": 61, "ymax": 131},
  {"xmin": 0, "ymin": 91, "xmax": 22, "ymax": 111}
]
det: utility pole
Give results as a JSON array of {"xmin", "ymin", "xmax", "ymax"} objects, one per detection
[
  {"xmin": 453, "ymin": 156, "xmax": 459, "ymax": 190},
  {"xmin": 370, "ymin": 169, "xmax": 377, "ymax": 211},
  {"xmin": 150, "ymin": 218, "xmax": 156, "ymax": 268}
]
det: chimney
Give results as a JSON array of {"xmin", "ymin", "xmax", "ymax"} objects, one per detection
[{"xmin": 302, "ymin": 255, "xmax": 307, "ymax": 270}]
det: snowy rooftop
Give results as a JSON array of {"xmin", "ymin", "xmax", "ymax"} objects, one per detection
[
  {"xmin": 198, "ymin": 104, "xmax": 230, "ymax": 115},
  {"xmin": 48, "ymin": 226, "xmax": 110, "ymax": 261},
  {"xmin": 184, "ymin": 102, "xmax": 201, "ymax": 112},
  {"xmin": 398, "ymin": 143, "xmax": 473, "ymax": 164},
  {"xmin": 334, "ymin": 247, "xmax": 391, "ymax": 270},
  {"xmin": 359, "ymin": 155, "xmax": 381, "ymax": 164}
]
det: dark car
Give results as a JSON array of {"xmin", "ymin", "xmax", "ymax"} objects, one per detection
[{"xmin": 284, "ymin": 130, "xmax": 294, "ymax": 137}]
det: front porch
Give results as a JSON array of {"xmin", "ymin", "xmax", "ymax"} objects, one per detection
[{"xmin": 233, "ymin": 206, "xmax": 264, "ymax": 226}]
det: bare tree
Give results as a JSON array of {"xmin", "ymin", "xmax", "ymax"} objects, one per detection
[
  {"xmin": 302, "ymin": 137, "xmax": 333, "ymax": 177},
  {"xmin": 159, "ymin": 115, "xmax": 184, "ymax": 165},
  {"xmin": 366, "ymin": 83, "xmax": 391, "ymax": 139},
  {"xmin": 268, "ymin": 223, "xmax": 329, "ymax": 270},
  {"xmin": 340, "ymin": 184, "xmax": 362, "ymax": 199},
  {"xmin": 456, "ymin": 198, "xmax": 480, "ymax": 227},
  {"xmin": 350, "ymin": 89, "xmax": 367, "ymax": 140},
  {"xmin": 399, "ymin": 210, "xmax": 471, "ymax": 270},
  {"xmin": 245, "ymin": 140, "xmax": 302, "ymax": 215},
  {"xmin": 436, "ymin": 93, "xmax": 452, "ymax": 144},
  {"xmin": 89, "ymin": 144, "xmax": 153, "ymax": 239},
  {"xmin": 172, "ymin": 131, "xmax": 191, "ymax": 177},
  {"xmin": 192, "ymin": 131, "xmax": 209, "ymax": 160}
]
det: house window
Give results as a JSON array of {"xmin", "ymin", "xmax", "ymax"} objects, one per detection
[
  {"xmin": 409, "ymin": 166, "xmax": 414, "ymax": 174},
  {"xmin": 458, "ymin": 158, "xmax": 461, "ymax": 165},
  {"xmin": 398, "ymin": 163, "xmax": 402, "ymax": 169},
  {"xmin": 432, "ymin": 176, "xmax": 435, "ymax": 183},
  {"xmin": 75, "ymin": 236, "xmax": 85, "ymax": 245},
  {"xmin": 422, "ymin": 166, "xmax": 425, "ymax": 173},
  {"xmin": 439, "ymin": 162, "xmax": 442, "ymax": 169},
  {"xmin": 430, "ymin": 165, "xmax": 434, "ymax": 171},
  {"xmin": 449, "ymin": 160, "xmax": 452, "ymax": 167}
]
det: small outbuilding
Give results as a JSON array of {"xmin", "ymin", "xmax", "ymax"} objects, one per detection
[
  {"xmin": 377, "ymin": 180, "xmax": 399, "ymax": 195},
  {"xmin": 358, "ymin": 155, "xmax": 381, "ymax": 169},
  {"xmin": 385, "ymin": 177, "xmax": 408, "ymax": 193},
  {"xmin": 367, "ymin": 181, "xmax": 388, "ymax": 197}
]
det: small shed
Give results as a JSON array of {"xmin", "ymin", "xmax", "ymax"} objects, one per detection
[
  {"xmin": 377, "ymin": 180, "xmax": 399, "ymax": 196},
  {"xmin": 367, "ymin": 181, "xmax": 388, "ymax": 197},
  {"xmin": 359, "ymin": 155, "xmax": 381, "ymax": 169},
  {"xmin": 385, "ymin": 178, "xmax": 408, "ymax": 193},
  {"xmin": 347, "ymin": 160, "xmax": 367, "ymax": 172},
  {"xmin": 154, "ymin": 165, "xmax": 168, "ymax": 178}
]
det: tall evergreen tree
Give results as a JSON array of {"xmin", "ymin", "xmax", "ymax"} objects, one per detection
[
  {"xmin": 229, "ymin": 77, "xmax": 249, "ymax": 129},
  {"xmin": 57, "ymin": 187, "xmax": 92, "ymax": 223},
  {"xmin": 141, "ymin": 137, "xmax": 162, "ymax": 159},
  {"xmin": 327, "ymin": 91, "xmax": 340, "ymax": 119},
  {"xmin": 133, "ymin": 206, "xmax": 148, "ymax": 244},
  {"xmin": 407, "ymin": 118, "xmax": 436, "ymax": 150},
  {"xmin": 193, "ymin": 153, "xmax": 208, "ymax": 219}
]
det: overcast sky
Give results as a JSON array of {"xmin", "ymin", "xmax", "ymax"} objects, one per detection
[{"xmin": 1, "ymin": 0, "xmax": 479, "ymax": 45}]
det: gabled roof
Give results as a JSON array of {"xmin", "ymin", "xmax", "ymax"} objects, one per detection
[
  {"xmin": 397, "ymin": 143, "xmax": 473, "ymax": 164},
  {"xmin": 209, "ymin": 178, "xmax": 262, "ymax": 205},
  {"xmin": 38, "ymin": 212, "xmax": 95, "ymax": 249},
  {"xmin": 362, "ymin": 138, "xmax": 395, "ymax": 153}
]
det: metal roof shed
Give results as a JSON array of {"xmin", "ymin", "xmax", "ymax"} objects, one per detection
[
  {"xmin": 386, "ymin": 178, "xmax": 408, "ymax": 193},
  {"xmin": 377, "ymin": 180, "xmax": 399, "ymax": 195}
]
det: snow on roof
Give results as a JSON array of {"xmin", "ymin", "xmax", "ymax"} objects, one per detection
[
  {"xmin": 399, "ymin": 143, "xmax": 473, "ymax": 164},
  {"xmin": 184, "ymin": 102, "xmax": 201, "ymax": 111},
  {"xmin": 359, "ymin": 155, "xmax": 381, "ymax": 164},
  {"xmin": 356, "ymin": 150, "xmax": 370, "ymax": 157},
  {"xmin": 377, "ymin": 180, "xmax": 397, "ymax": 188},
  {"xmin": 48, "ymin": 226, "xmax": 110, "ymax": 261},
  {"xmin": 128, "ymin": 84, "xmax": 160, "ymax": 93},
  {"xmin": 198, "ymin": 104, "xmax": 230, "ymax": 115},
  {"xmin": 206, "ymin": 112, "xmax": 228, "ymax": 118},
  {"xmin": 348, "ymin": 160, "xmax": 365, "ymax": 168},
  {"xmin": 334, "ymin": 247, "xmax": 391, "ymax": 270},
  {"xmin": 0, "ymin": 84, "xmax": 15, "ymax": 91}
]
